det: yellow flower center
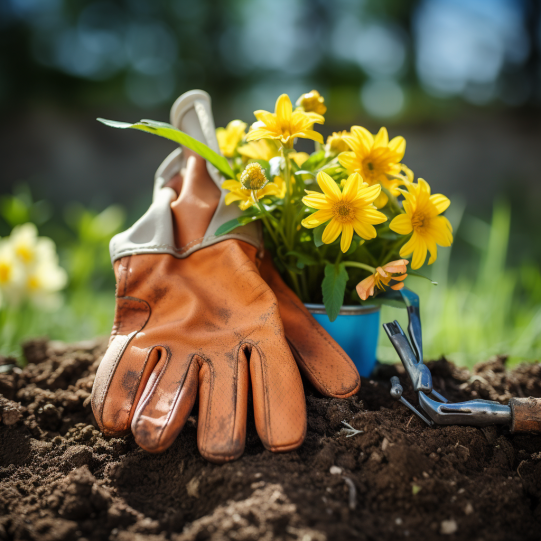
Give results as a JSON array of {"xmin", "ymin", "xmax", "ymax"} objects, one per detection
[
  {"xmin": 27, "ymin": 276, "xmax": 40, "ymax": 290},
  {"xmin": 0, "ymin": 262, "xmax": 11, "ymax": 283},
  {"xmin": 332, "ymin": 201, "xmax": 354, "ymax": 223},
  {"xmin": 411, "ymin": 212, "xmax": 426, "ymax": 232},
  {"xmin": 240, "ymin": 162, "xmax": 268, "ymax": 190},
  {"xmin": 16, "ymin": 244, "xmax": 34, "ymax": 264}
]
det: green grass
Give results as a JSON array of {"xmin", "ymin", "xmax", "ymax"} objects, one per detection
[{"xmin": 378, "ymin": 202, "xmax": 541, "ymax": 368}]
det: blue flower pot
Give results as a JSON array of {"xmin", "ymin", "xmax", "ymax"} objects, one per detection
[{"xmin": 305, "ymin": 304, "xmax": 380, "ymax": 378}]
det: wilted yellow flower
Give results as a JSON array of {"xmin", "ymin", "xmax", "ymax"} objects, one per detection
[
  {"xmin": 216, "ymin": 120, "xmax": 247, "ymax": 157},
  {"xmin": 390, "ymin": 179, "xmax": 453, "ymax": 269},
  {"xmin": 238, "ymin": 139, "xmax": 280, "ymax": 162},
  {"xmin": 356, "ymin": 260, "xmax": 409, "ymax": 301},
  {"xmin": 223, "ymin": 178, "xmax": 284, "ymax": 211},
  {"xmin": 339, "ymin": 127, "xmax": 406, "ymax": 208},
  {"xmin": 326, "ymin": 131, "xmax": 350, "ymax": 154},
  {"xmin": 247, "ymin": 94, "xmax": 324, "ymax": 147},
  {"xmin": 240, "ymin": 162, "xmax": 269, "ymax": 190},
  {"xmin": 301, "ymin": 172, "xmax": 387, "ymax": 253},
  {"xmin": 296, "ymin": 90, "xmax": 327, "ymax": 115}
]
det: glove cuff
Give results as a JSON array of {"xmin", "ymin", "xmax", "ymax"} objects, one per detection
[{"xmin": 110, "ymin": 90, "xmax": 262, "ymax": 264}]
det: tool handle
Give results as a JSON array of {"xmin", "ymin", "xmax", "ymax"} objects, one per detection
[{"xmin": 509, "ymin": 397, "xmax": 541, "ymax": 433}]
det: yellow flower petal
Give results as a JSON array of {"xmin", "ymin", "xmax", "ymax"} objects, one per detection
[
  {"xmin": 389, "ymin": 136, "xmax": 406, "ymax": 160},
  {"xmin": 295, "ymin": 130, "xmax": 324, "ymax": 144},
  {"xmin": 254, "ymin": 110, "xmax": 277, "ymax": 127},
  {"xmin": 373, "ymin": 191, "xmax": 388, "ymax": 209},
  {"xmin": 246, "ymin": 127, "xmax": 276, "ymax": 142},
  {"xmin": 276, "ymin": 94, "xmax": 292, "ymax": 123},
  {"xmin": 353, "ymin": 219, "xmax": 377, "ymax": 240},
  {"xmin": 355, "ymin": 208, "xmax": 387, "ymax": 224},
  {"xmin": 322, "ymin": 219, "xmax": 342, "ymax": 244},
  {"xmin": 338, "ymin": 152, "xmax": 361, "ymax": 172},
  {"xmin": 426, "ymin": 237, "xmax": 438, "ymax": 265},
  {"xmin": 340, "ymin": 224, "xmax": 354, "ymax": 252},
  {"xmin": 373, "ymin": 127, "xmax": 389, "ymax": 147},
  {"xmin": 301, "ymin": 209, "xmax": 334, "ymax": 228},
  {"xmin": 342, "ymin": 173, "xmax": 361, "ymax": 202},
  {"xmin": 411, "ymin": 238, "xmax": 427, "ymax": 270},
  {"xmin": 429, "ymin": 193, "xmax": 450, "ymax": 214},
  {"xmin": 316, "ymin": 171, "xmax": 341, "ymax": 202},
  {"xmin": 390, "ymin": 214, "xmax": 413, "ymax": 235},
  {"xmin": 399, "ymin": 234, "xmax": 418, "ymax": 258},
  {"xmin": 302, "ymin": 193, "xmax": 333, "ymax": 209}
]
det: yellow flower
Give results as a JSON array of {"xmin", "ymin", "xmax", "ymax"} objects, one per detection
[
  {"xmin": 296, "ymin": 90, "xmax": 327, "ymax": 115},
  {"xmin": 240, "ymin": 162, "xmax": 269, "ymax": 190},
  {"xmin": 291, "ymin": 152, "xmax": 310, "ymax": 167},
  {"xmin": 326, "ymin": 131, "xmax": 350, "ymax": 154},
  {"xmin": 356, "ymin": 260, "xmax": 409, "ymax": 301},
  {"xmin": 246, "ymin": 94, "xmax": 324, "ymax": 147},
  {"xmin": 389, "ymin": 179, "xmax": 453, "ymax": 269},
  {"xmin": 238, "ymin": 139, "xmax": 280, "ymax": 162},
  {"xmin": 216, "ymin": 120, "xmax": 247, "ymax": 157},
  {"xmin": 339, "ymin": 126, "xmax": 406, "ymax": 208},
  {"xmin": 301, "ymin": 171, "xmax": 387, "ymax": 253},
  {"xmin": 223, "ymin": 179, "xmax": 283, "ymax": 211}
]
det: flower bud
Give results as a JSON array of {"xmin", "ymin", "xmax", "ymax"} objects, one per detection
[
  {"xmin": 240, "ymin": 162, "xmax": 269, "ymax": 190},
  {"xmin": 296, "ymin": 90, "xmax": 327, "ymax": 115}
]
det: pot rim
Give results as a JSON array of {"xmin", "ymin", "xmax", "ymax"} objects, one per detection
[{"xmin": 304, "ymin": 303, "xmax": 381, "ymax": 316}]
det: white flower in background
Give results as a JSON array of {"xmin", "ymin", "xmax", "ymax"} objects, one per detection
[
  {"xmin": 10, "ymin": 223, "xmax": 56, "ymax": 267},
  {"xmin": 0, "ymin": 223, "xmax": 67, "ymax": 310},
  {"xmin": 25, "ymin": 259, "xmax": 67, "ymax": 310},
  {"xmin": 0, "ymin": 240, "xmax": 24, "ymax": 307}
]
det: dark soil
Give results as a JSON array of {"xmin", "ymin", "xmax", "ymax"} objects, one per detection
[{"xmin": 1, "ymin": 338, "xmax": 541, "ymax": 541}]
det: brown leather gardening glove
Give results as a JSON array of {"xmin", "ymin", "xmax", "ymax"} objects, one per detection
[{"xmin": 91, "ymin": 91, "xmax": 360, "ymax": 463}]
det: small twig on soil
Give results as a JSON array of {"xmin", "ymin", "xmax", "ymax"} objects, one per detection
[
  {"xmin": 405, "ymin": 415, "xmax": 413, "ymax": 429},
  {"xmin": 341, "ymin": 421, "xmax": 363, "ymax": 437},
  {"xmin": 343, "ymin": 477, "xmax": 357, "ymax": 510}
]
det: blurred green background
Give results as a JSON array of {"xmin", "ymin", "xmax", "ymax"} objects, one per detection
[{"xmin": 0, "ymin": 0, "xmax": 540, "ymax": 366}]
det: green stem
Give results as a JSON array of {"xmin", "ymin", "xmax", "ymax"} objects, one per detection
[
  {"xmin": 381, "ymin": 185, "xmax": 402, "ymax": 215},
  {"xmin": 287, "ymin": 270, "xmax": 303, "ymax": 299},
  {"xmin": 380, "ymin": 238, "xmax": 406, "ymax": 266},
  {"xmin": 343, "ymin": 261, "xmax": 376, "ymax": 273}
]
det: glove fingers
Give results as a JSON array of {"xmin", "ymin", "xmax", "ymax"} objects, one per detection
[
  {"xmin": 249, "ymin": 343, "xmax": 307, "ymax": 453},
  {"xmin": 131, "ymin": 348, "xmax": 200, "ymax": 453},
  {"xmin": 196, "ymin": 346, "xmax": 250, "ymax": 464},
  {"xmin": 259, "ymin": 254, "xmax": 360, "ymax": 398},
  {"xmin": 91, "ymin": 335, "xmax": 161, "ymax": 436}
]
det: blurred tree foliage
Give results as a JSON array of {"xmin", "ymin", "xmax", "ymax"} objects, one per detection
[{"xmin": 0, "ymin": 0, "xmax": 539, "ymax": 117}]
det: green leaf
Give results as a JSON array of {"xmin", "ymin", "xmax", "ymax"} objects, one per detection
[
  {"xmin": 301, "ymin": 150, "xmax": 326, "ymax": 171},
  {"xmin": 97, "ymin": 118, "xmax": 235, "ymax": 179},
  {"xmin": 215, "ymin": 215, "xmax": 261, "ymax": 236},
  {"xmin": 322, "ymin": 263, "xmax": 349, "ymax": 322},
  {"xmin": 313, "ymin": 223, "xmax": 326, "ymax": 247},
  {"xmin": 286, "ymin": 251, "xmax": 318, "ymax": 269},
  {"xmin": 294, "ymin": 169, "xmax": 315, "ymax": 177},
  {"xmin": 407, "ymin": 271, "xmax": 438, "ymax": 285}
]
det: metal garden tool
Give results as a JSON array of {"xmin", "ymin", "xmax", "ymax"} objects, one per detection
[{"xmin": 383, "ymin": 288, "xmax": 541, "ymax": 434}]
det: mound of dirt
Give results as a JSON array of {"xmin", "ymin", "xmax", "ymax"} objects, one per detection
[{"xmin": 1, "ymin": 338, "xmax": 540, "ymax": 541}]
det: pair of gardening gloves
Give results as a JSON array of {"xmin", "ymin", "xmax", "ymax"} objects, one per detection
[{"xmin": 91, "ymin": 90, "xmax": 360, "ymax": 463}]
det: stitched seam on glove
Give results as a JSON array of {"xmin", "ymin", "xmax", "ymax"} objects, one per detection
[
  {"xmin": 92, "ymin": 333, "xmax": 133, "ymax": 428},
  {"xmin": 284, "ymin": 294, "xmax": 360, "ymax": 397},
  {"xmin": 111, "ymin": 233, "xmax": 259, "ymax": 261}
]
